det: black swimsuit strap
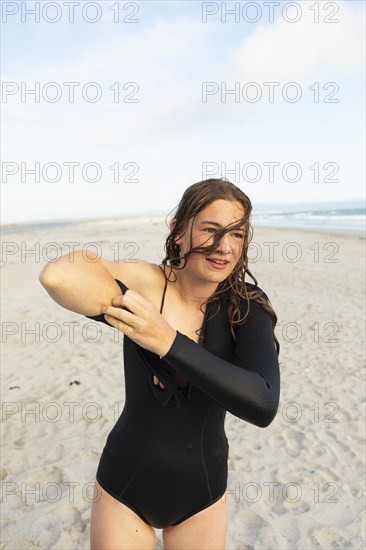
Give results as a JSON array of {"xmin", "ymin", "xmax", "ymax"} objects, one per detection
[{"xmin": 158, "ymin": 265, "xmax": 170, "ymax": 314}]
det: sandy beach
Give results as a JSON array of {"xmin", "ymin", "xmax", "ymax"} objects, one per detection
[{"xmin": 1, "ymin": 217, "xmax": 365, "ymax": 550}]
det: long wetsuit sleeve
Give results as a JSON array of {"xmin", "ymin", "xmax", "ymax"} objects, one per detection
[
  {"xmin": 162, "ymin": 301, "xmax": 280, "ymax": 428},
  {"xmin": 85, "ymin": 279, "xmax": 280, "ymax": 427}
]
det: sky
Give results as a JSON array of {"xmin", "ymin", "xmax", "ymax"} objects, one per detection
[{"xmin": 1, "ymin": 0, "xmax": 365, "ymax": 224}]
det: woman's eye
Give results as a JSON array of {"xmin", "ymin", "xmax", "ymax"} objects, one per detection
[{"xmin": 204, "ymin": 228, "xmax": 243, "ymax": 238}]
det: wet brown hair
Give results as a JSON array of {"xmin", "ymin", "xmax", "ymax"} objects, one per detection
[{"xmin": 161, "ymin": 178, "xmax": 280, "ymax": 356}]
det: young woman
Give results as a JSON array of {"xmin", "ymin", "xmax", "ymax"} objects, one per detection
[{"xmin": 39, "ymin": 178, "xmax": 280, "ymax": 550}]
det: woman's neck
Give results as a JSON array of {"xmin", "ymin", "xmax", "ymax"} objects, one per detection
[{"xmin": 167, "ymin": 264, "xmax": 219, "ymax": 311}]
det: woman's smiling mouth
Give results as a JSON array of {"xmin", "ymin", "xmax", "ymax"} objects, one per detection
[{"xmin": 206, "ymin": 257, "xmax": 229, "ymax": 269}]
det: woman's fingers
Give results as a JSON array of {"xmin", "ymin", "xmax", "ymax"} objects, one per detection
[
  {"xmin": 103, "ymin": 312, "xmax": 139, "ymax": 338},
  {"xmin": 103, "ymin": 291, "xmax": 153, "ymax": 335},
  {"xmin": 102, "ymin": 304, "xmax": 134, "ymax": 321},
  {"xmin": 102, "ymin": 289, "xmax": 177, "ymax": 357},
  {"xmin": 111, "ymin": 294, "xmax": 124, "ymax": 307},
  {"xmin": 102, "ymin": 297, "xmax": 140, "ymax": 337},
  {"xmin": 153, "ymin": 375, "xmax": 165, "ymax": 389},
  {"xmin": 111, "ymin": 289, "xmax": 147, "ymax": 311}
]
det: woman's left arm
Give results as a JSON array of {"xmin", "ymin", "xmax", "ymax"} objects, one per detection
[
  {"xmin": 90, "ymin": 282, "xmax": 280, "ymax": 428},
  {"xmin": 162, "ymin": 301, "xmax": 280, "ymax": 428}
]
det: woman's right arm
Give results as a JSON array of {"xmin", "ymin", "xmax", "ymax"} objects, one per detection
[{"xmin": 39, "ymin": 251, "xmax": 150, "ymax": 317}]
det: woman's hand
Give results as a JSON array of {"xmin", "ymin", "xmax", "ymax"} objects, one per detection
[
  {"xmin": 101, "ymin": 289, "xmax": 177, "ymax": 358},
  {"xmin": 153, "ymin": 375, "xmax": 165, "ymax": 389}
]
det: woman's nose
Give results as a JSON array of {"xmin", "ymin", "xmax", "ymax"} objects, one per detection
[
  {"xmin": 217, "ymin": 234, "xmax": 233, "ymax": 253},
  {"xmin": 216, "ymin": 235, "xmax": 241, "ymax": 257}
]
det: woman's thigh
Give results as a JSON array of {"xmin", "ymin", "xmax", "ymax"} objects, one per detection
[
  {"xmin": 90, "ymin": 481, "xmax": 156, "ymax": 550},
  {"xmin": 162, "ymin": 494, "xmax": 228, "ymax": 550}
]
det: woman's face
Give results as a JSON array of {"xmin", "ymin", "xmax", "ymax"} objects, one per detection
[{"xmin": 175, "ymin": 199, "xmax": 245, "ymax": 280}]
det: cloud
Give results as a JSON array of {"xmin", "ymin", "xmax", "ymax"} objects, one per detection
[
  {"xmin": 227, "ymin": 1, "xmax": 364, "ymax": 82},
  {"xmin": 2, "ymin": 2, "xmax": 364, "ymax": 223}
]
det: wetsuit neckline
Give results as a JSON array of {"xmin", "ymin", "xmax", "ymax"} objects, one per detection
[{"xmin": 158, "ymin": 264, "xmax": 210, "ymax": 347}]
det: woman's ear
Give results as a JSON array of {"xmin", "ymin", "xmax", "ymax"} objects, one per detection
[
  {"xmin": 170, "ymin": 218, "xmax": 177, "ymax": 232},
  {"xmin": 170, "ymin": 218, "xmax": 182, "ymax": 243}
]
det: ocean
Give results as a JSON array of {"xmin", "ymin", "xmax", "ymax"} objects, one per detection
[{"xmin": 252, "ymin": 206, "xmax": 365, "ymax": 233}]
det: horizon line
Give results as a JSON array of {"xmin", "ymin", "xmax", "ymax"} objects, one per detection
[{"xmin": 1, "ymin": 198, "xmax": 365, "ymax": 228}]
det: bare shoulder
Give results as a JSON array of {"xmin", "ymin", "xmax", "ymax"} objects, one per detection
[{"xmin": 99, "ymin": 257, "xmax": 163, "ymax": 294}]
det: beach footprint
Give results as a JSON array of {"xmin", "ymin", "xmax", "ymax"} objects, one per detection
[{"xmin": 310, "ymin": 527, "xmax": 346, "ymax": 549}]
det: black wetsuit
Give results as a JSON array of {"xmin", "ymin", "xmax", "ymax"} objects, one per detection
[{"xmin": 86, "ymin": 277, "xmax": 280, "ymax": 528}]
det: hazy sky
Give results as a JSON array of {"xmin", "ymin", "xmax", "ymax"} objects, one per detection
[{"xmin": 2, "ymin": 0, "xmax": 365, "ymax": 224}]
